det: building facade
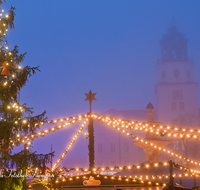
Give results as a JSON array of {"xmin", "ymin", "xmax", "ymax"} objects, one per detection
[
  {"xmin": 94, "ymin": 25, "xmax": 199, "ymax": 168},
  {"xmin": 156, "ymin": 25, "xmax": 199, "ymax": 126}
]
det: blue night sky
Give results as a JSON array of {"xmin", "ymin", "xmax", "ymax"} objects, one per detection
[{"xmin": 2, "ymin": 0, "xmax": 200, "ymax": 166}]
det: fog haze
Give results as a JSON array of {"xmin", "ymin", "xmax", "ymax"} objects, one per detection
[{"xmin": 3, "ymin": 0, "xmax": 200, "ymax": 169}]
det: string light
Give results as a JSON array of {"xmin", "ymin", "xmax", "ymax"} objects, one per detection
[
  {"xmin": 52, "ymin": 119, "xmax": 88, "ymax": 170},
  {"xmin": 91, "ymin": 113, "xmax": 200, "ymax": 140},
  {"xmin": 53, "ymin": 174, "xmax": 169, "ymax": 186},
  {"xmin": 10, "ymin": 115, "xmax": 87, "ymax": 145},
  {"xmin": 36, "ymin": 114, "xmax": 88, "ymax": 126},
  {"xmin": 10, "ymin": 112, "xmax": 200, "ymax": 181},
  {"xmin": 94, "ymin": 113, "xmax": 200, "ymax": 168}
]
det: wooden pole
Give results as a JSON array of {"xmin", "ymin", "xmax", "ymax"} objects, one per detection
[
  {"xmin": 50, "ymin": 144, "xmax": 53, "ymax": 190},
  {"xmin": 180, "ymin": 176, "xmax": 182, "ymax": 185},
  {"xmin": 84, "ymin": 90, "xmax": 97, "ymax": 173},
  {"xmin": 169, "ymin": 160, "xmax": 174, "ymax": 190},
  {"xmin": 88, "ymin": 117, "xmax": 95, "ymax": 173},
  {"xmin": 90, "ymin": 101, "xmax": 92, "ymax": 114},
  {"xmin": 193, "ymin": 175, "xmax": 197, "ymax": 187}
]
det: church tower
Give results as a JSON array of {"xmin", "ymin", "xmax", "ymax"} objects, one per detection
[{"xmin": 155, "ymin": 26, "xmax": 199, "ymax": 126}]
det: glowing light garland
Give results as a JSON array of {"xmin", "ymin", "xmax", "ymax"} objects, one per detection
[
  {"xmin": 52, "ymin": 164, "xmax": 199, "ymax": 187},
  {"xmin": 13, "ymin": 112, "xmax": 200, "ymax": 181},
  {"xmin": 10, "ymin": 114, "xmax": 88, "ymax": 146},
  {"xmin": 10, "ymin": 120, "xmax": 79, "ymax": 146},
  {"xmin": 53, "ymin": 174, "xmax": 166, "ymax": 186},
  {"xmin": 92, "ymin": 114, "xmax": 200, "ymax": 140},
  {"xmin": 56, "ymin": 161, "xmax": 200, "ymax": 179},
  {"xmin": 94, "ymin": 114, "xmax": 200, "ymax": 170},
  {"xmin": 131, "ymin": 124, "xmax": 200, "ymax": 140},
  {"xmin": 8, "ymin": 115, "xmax": 87, "ymax": 145},
  {"xmin": 60, "ymin": 161, "xmax": 168, "ymax": 173},
  {"xmin": 39, "ymin": 114, "xmax": 87, "ymax": 126},
  {"xmin": 11, "ymin": 112, "xmax": 200, "ymax": 148},
  {"xmin": 52, "ymin": 119, "xmax": 88, "ymax": 170}
]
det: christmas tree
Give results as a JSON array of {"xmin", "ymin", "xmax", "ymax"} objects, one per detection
[{"xmin": 0, "ymin": 1, "xmax": 47, "ymax": 189}]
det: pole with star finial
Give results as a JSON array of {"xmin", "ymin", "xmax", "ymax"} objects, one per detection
[
  {"xmin": 84, "ymin": 89, "xmax": 97, "ymax": 114},
  {"xmin": 84, "ymin": 90, "xmax": 97, "ymax": 172}
]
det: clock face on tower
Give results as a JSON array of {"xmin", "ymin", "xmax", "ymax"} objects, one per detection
[{"xmin": 172, "ymin": 90, "xmax": 183, "ymax": 101}]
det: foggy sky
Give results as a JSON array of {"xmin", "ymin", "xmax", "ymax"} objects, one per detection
[{"xmin": 3, "ymin": 0, "xmax": 200, "ymax": 164}]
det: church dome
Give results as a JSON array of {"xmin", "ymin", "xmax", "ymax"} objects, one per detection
[{"xmin": 160, "ymin": 26, "xmax": 188, "ymax": 63}]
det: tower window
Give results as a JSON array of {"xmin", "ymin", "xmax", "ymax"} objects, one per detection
[
  {"xmin": 172, "ymin": 90, "xmax": 183, "ymax": 100},
  {"xmin": 173, "ymin": 140, "xmax": 179, "ymax": 150},
  {"xmin": 187, "ymin": 70, "xmax": 190, "ymax": 79},
  {"xmin": 179, "ymin": 102, "xmax": 185, "ymax": 111},
  {"xmin": 172, "ymin": 102, "xmax": 176, "ymax": 111},
  {"xmin": 172, "ymin": 50, "xmax": 177, "ymax": 60},
  {"xmin": 181, "ymin": 48, "xmax": 185, "ymax": 59},
  {"xmin": 111, "ymin": 143, "xmax": 116, "ymax": 153},
  {"xmin": 161, "ymin": 71, "xmax": 166, "ymax": 80},
  {"xmin": 181, "ymin": 140, "xmax": 185, "ymax": 150},
  {"xmin": 174, "ymin": 69, "xmax": 179, "ymax": 78},
  {"xmin": 163, "ymin": 49, "xmax": 167, "ymax": 61}
]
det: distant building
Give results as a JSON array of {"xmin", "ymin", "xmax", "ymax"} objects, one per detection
[
  {"xmin": 156, "ymin": 25, "xmax": 199, "ymax": 126},
  {"xmin": 94, "ymin": 25, "xmax": 199, "ymax": 167},
  {"xmin": 94, "ymin": 109, "xmax": 152, "ymax": 167}
]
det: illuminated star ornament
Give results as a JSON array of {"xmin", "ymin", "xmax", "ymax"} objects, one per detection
[{"xmin": 84, "ymin": 90, "xmax": 97, "ymax": 113}]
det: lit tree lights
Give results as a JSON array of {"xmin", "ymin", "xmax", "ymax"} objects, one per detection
[
  {"xmin": 0, "ymin": 7, "xmax": 46, "ymax": 153},
  {"xmin": 0, "ymin": 1, "xmax": 46, "ymax": 189},
  {"xmin": 0, "ymin": 0, "xmax": 199, "ymax": 188}
]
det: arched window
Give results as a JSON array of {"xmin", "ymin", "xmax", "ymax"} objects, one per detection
[
  {"xmin": 174, "ymin": 69, "xmax": 179, "ymax": 78},
  {"xmin": 181, "ymin": 48, "xmax": 185, "ymax": 60},
  {"xmin": 163, "ymin": 49, "xmax": 167, "ymax": 61},
  {"xmin": 172, "ymin": 50, "xmax": 176, "ymax": 60}
]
